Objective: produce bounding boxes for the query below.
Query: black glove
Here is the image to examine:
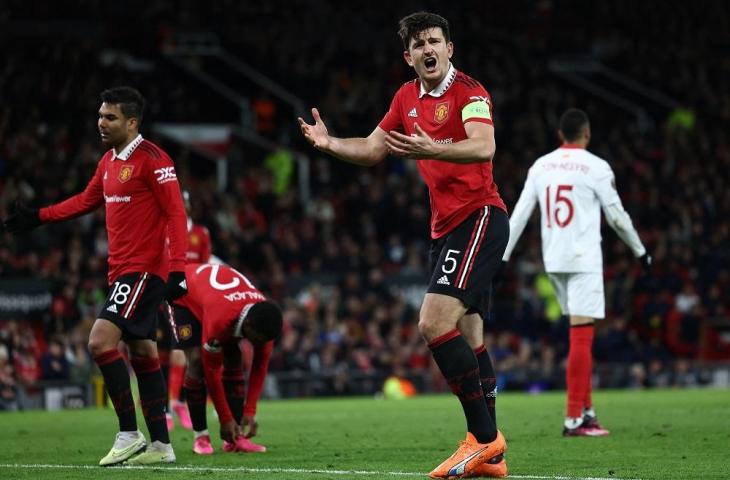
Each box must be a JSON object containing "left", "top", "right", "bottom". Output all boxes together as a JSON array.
[
  {"left": 164, "top": 271, "right": 188, "bottom": 302},
  {"left": 3, "top": 202, "right": 41, "bottom": 234},
  {"left": 639, "top": 253, "right": 652, "bottom": 274}
]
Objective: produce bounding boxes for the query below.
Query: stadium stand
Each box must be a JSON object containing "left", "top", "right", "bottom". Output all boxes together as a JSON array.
[{"left": 1, "top": 0, "right": 728, "bottom": 408}]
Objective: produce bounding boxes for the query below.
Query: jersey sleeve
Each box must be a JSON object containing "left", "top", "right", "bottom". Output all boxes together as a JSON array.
[
  {"left": 243, "top": 340, "right": 273, "bottom": 416},
  {"left": 595, "top": 163, "right": 646, "bottom": 257},
  {"left": 39, "top": 160, "right": 104, "bottom": 222},
  {"left": 201, "top": 345, "right": 234, "bottom": 423},
  {"left": 459, "top": 83, "right": 494, "bottom": 127},
  {"left": 377, "top": 87, "right": 405, "bottom": 133},
  {"left": 502, "top": 167, "right": 538, "bottom": 261},
  {"left": 144, "top": 152, "right": 188, "bottom": 273}
]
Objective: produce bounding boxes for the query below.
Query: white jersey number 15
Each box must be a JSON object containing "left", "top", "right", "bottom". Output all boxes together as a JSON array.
[{"left": 545, "top": 185, "right": 574, "bottom": 228}]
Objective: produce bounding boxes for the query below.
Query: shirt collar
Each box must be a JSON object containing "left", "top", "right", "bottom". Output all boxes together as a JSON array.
[
  {"left": 419, "top": 63, "right": 457, "bottom": 98},
  {"left": 112, "top": 134, "right": 144, "bottom": 161}
]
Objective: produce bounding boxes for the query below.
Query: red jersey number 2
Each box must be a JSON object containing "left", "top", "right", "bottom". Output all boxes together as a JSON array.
[{"left": 545, "top": 185, "right": 574, "bottom": 228}]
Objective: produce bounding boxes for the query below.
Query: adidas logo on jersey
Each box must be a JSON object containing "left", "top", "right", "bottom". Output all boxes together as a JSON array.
[
  {"left": 437, "top": 275, "right": 450, "bottom": 285},
  {"left": 408, "top": 108, "right": 418, "bottom": 117},
  {"left": 106, "top": 303, "right": 118, "bottom": 313}
]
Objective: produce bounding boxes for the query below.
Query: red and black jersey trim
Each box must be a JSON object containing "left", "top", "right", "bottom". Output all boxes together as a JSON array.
[
  {"left": 138, "top": 141, "right": 162, "bottom": 159},
  {"left": 455, "top": 72, "right": 481, "bottom": 89}
]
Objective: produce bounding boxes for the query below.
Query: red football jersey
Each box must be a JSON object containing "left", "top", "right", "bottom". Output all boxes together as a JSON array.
[
  {"left": 176, "top": 262, "right": 269, "bottom": 423},
  {"left": 39, "top": 135, "right": 187, "bottom": 283},
  {"left": 378, "top": 66, "right": 507, "bottom": 238},
  {"left": 186, "top": 222, "right": 212, "bottom": 263}
]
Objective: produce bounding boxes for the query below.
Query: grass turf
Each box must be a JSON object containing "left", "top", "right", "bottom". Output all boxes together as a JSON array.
[{"left": 0, "top": 388, "right": 728, "bottom": 479}]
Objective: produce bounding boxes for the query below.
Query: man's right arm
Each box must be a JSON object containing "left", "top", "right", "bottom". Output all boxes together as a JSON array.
[
  {"left": 298, "top": 108, "right": 389, "bottom": 167},
  {"left": 502, "top": 170, "right": 538, "bottom": 262},
  {"left": 40, "top": 161, "right": 105, "bottom": 223}
]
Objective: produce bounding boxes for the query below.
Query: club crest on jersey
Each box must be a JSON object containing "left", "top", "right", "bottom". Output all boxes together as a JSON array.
[
  {"left": 118, "top": 165, "right": 134, "bottom": 183},
  {"left": 434, "top": 102, "right": 449, "bottom": 123},
  {"left": 177, "top": 325, "right": 193, "bottom": 341},
  {"left": 190, "top": 233, "right": 199, "bottom": 246}
]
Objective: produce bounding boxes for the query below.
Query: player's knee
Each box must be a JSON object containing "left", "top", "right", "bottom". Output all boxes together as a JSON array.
[
  {"left": 87, "top": 337, "right": 111, "bottom": 357},
  {"left": 418, "top": 313, "right": 445, "bottom": 342}
]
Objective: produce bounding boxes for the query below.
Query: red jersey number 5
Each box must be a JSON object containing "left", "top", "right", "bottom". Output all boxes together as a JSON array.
[{"left": 545, "top": 185, "right": 574, "bottom": 228}]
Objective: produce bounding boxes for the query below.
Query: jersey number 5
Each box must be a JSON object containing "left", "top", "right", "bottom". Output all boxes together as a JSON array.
[{"left": 545, "top": 185, "right": 574, "bottom": 228}]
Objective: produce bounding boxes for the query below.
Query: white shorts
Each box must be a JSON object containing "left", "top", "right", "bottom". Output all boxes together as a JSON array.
[{"left": 547, "top": 272, "right": 605, "bottom": 319}]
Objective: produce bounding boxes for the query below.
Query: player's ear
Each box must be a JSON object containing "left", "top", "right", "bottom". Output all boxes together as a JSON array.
[
  {"left": 403, "top": 50, "right": 413, "bottom": 67},
  {"left": 558, "top": 130, "right": 566, "bottom": 144},
  {"left": 447, "top": 41, "right": 453, "bottom": 59}
]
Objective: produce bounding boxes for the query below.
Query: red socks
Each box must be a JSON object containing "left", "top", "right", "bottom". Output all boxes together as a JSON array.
[
  {"left": 168, "top": 364, "right": 185, "bottom": 402},
  {"left": 566, "top": 324, "right": 594, "bottom": 418}
]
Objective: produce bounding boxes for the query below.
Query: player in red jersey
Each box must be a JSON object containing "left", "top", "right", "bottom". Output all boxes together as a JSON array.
[
  {"left": 2, "top": 87, "right": 187, "bottom": 466},
  {"left": 299, "top": 12, "right": 508, "bottom": 478},
  {"left": 169, "top": 263, "right": 282, "bottom": 455}
]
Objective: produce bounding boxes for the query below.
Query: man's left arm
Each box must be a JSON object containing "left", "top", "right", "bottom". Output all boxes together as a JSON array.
[
  {"left": 242, "top": 340, "right": 274, "bottom": 438},
  {"left": 595, "top": 166, "right": 650, "bottom": 271},
  {"left": 147, "top": 154, "right": 188, "bottom": 298}
]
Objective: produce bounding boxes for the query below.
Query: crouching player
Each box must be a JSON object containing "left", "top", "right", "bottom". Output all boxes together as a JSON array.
[{"left": 170, "top": 262, "right": 282, "bottom": 454}]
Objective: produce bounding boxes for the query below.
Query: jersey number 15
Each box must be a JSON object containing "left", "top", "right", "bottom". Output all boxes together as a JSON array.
[{"left": 545, "top": 185, "right": 574, "bottom": 228}]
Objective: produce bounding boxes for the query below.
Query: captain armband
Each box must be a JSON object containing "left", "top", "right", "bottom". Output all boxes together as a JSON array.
[{"left": 462, "top": 100, "right": 492, "bottom": 122}]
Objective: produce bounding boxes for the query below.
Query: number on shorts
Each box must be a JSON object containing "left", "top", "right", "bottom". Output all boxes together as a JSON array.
[
  {"left": 442, "top": 249, "right": 461, "bottom": 274},
  {"left": 109, "top": 281, "right": 131, "bottom": 305}
]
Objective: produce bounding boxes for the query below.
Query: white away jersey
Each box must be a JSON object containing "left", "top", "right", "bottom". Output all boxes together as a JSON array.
[{"left": 502, "top": 146, "right": 645, "bottom": 272}]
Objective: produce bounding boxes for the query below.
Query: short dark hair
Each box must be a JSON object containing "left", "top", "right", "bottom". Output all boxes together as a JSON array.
[
  {"left": 100, "top": 86, "right": 145, "bottom": 123},
  {"left": 559, "top": 108, "right": 590, "bottom": 142},
  {"left": 247, "top": 301, "right": 283, "bottom": 342},
  {"left": 398, "top": 12, "right": 451, "bottom": 50}
]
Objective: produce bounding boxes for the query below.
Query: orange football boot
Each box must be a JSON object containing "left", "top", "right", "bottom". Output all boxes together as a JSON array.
[
  {"left": 463, "top": 454, "right": 508, "bottom": 478},
  {"left": 428, "top": 430, "right": 506, "bottom": 479}
]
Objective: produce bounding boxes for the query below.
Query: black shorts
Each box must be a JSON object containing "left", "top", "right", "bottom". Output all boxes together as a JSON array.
[
  {"left": 98, "top": 272, "right": 165, "bottom": 341},
  {"left": 155, "top": 305, "right": 174, "bottom": 349},
  {"left": 168, "top": 305, "right": 202, "bottom": 350},
  {"left": 428, "top": 206, "right": 509, "bottom": 319}
]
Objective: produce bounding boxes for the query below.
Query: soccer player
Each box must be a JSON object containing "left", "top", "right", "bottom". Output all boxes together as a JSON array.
[
  {"left": 170, "top": 263, "right": 282, "bottom": 455},
  {"left": 158, "top": 190, "right": 212, "bottom": 431},
  {"left": 299, "top": 12, "right": 508, "bottom": 478},
  {"left": 501, "top": 108, "right": 651, "bottom": 437},
  {"left": 2, "top": 86, "right": 188, "bottom": 465}
]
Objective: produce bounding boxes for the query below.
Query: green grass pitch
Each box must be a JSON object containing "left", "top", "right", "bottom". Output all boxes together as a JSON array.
[{"left": 0, "top": 389, "right": 728, "bottom": 479}]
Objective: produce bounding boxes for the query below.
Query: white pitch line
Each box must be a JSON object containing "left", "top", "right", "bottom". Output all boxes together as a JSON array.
[{"left": 0, "top": 463, "right": 640, "bottom": 480}]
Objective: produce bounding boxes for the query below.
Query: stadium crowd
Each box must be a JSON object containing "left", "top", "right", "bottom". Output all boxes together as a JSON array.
[{"left": 1, "top": 0, "right": 728, "bottom": 408}]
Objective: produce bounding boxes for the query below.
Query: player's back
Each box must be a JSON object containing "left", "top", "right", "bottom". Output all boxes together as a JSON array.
[{"left": 528, "top": 146, "right": 613, "bottom": 273}]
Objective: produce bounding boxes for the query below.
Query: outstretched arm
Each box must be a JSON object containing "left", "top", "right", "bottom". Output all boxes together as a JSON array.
[{"left": 298, "top": 108, "right": 389, "bottom": 167}]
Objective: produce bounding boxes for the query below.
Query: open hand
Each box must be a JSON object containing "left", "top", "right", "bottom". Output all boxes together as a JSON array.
[
  {"left": 384, "top": 123, "right": 437, "bottom": 159},
  {"left": 298, "top": 108, "right": 332, "bottom": 151}
]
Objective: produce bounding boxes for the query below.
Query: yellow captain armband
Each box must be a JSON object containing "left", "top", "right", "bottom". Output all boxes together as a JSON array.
[{"left": 462, "top": 100, "right": 491, "bottom": 122}]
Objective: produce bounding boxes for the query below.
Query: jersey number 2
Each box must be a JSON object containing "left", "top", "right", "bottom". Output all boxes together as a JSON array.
[{"left": 545, "top": 185, "right": 574, "bottom": 228}]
